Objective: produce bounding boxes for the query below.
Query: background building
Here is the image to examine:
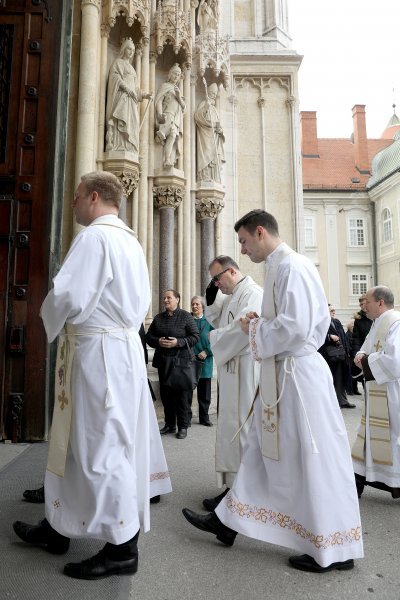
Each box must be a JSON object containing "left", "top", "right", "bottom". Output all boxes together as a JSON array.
[{"left": 301, "top": 106, "right": 400, "bottom": 323}]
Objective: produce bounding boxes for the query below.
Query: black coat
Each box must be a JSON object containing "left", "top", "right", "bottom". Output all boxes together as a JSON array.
[
  {"left": 352, "top": 310, "right": 372, "bottom": 356},
  {"left": 145, "top": 308, "right": 199, "bottom": 371},
  {"left": 319, "top": 318, "right": 349, "bottom": 364}
]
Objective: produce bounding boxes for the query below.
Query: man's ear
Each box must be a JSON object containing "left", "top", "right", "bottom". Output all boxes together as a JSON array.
[{"left": 90, "top": 190, "right": 100, "bottom": 205}]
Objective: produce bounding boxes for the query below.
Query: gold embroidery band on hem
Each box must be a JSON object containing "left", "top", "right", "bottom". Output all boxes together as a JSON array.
[
  {"left": 225, "top": 493, "right": 362, "bottom": 550},
  {"left": 150, "top": 471, "right": 170, "bottom": 481}
]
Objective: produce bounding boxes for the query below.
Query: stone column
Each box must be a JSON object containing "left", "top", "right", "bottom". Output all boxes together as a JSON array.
[
  {"left": 97, "top": 31, "right": 108, "bottom": 170},
  {"left": 154, "top": 185, "right": 184, "bottom": 311},
  {"left": 182, "top": 64, "right": 192, "bottom": 309},
  {"left": 138, "top": 39, "right": 150, "bottom": 253},
  {"left": 195, "top": 191, "right": 225, "bottom": 292},
  {"left": 146, "top": 52, "right": 157, "bottom": 319},
  {"left": 74, "top": 0, "right": 101, "bottom": 234},
  {"left": 258, "top": 95, "right": 268, "bottom": 210}
]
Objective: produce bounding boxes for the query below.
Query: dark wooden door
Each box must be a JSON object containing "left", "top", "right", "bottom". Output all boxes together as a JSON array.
[{"left": 0, "top": 1, "right": 64, "bottom": 440}]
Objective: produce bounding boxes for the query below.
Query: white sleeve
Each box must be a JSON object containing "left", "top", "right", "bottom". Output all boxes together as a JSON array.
[{"left": 40, "top": 231, "right": 113, "bottom": 342}]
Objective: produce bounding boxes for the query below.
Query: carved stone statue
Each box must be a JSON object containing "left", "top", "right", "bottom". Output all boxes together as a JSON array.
[
  {"left": 105, "top": 38, "right": 152, "bottom": 154},
  {"left": 197, "top": 0, "right": 218, "bottom": 34},
  {"left": 155, "top": 64, "right": 185, "bottom": 168},
  {"left": 194, "top": 83, "right": 225, "bottom": 183}
]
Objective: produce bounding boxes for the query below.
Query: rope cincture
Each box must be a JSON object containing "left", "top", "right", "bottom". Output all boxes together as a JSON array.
[{"left": 231, "top": 356, "right": 319, "bottom": 455}]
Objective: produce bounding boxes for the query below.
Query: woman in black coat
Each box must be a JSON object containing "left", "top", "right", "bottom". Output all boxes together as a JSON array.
[{"left": 146, "top": 289, "right": 199, "bottom": 440}]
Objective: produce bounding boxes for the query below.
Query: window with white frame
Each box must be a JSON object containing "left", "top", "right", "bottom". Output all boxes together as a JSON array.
[
  {"left": 351, "top": 274, "right": 368, "bottom": 296},
  {"left": 304, "top": 216, "right": 316, "bottom": 247},
  {"left": 382, "top": 208, "right": 392, "bottom": 243},
  {"left": 348, "top": 218, "right": 365, "bottom": 247}
]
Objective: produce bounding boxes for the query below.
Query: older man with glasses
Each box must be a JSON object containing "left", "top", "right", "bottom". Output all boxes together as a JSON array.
[{"left": 199, "top": 255, "right": 263, "bottom": 511}]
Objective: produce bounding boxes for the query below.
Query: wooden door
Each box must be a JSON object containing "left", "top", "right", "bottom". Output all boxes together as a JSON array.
[{"left": 0, "top": 1, "right": 65, "bottom": 440}]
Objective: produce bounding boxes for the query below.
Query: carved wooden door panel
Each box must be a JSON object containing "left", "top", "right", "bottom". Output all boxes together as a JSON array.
[{"left": 0, "top": 2, "right": 62, "bottom": 440}]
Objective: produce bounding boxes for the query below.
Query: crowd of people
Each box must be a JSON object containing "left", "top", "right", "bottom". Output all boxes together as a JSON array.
[{"left": 11, "top": 171, "right": 400, "bottom": 581}]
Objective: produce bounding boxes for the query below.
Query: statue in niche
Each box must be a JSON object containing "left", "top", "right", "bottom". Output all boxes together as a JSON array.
[
  {"left": 197, "top": 0, "right": 218, "bottom": 34},
  {"left": 155, "top": 64, "right": 185, "bottom": 168},
  {"left": 194, "top": 83, "right": 225, "bottom": 183},
  {"left": 105, "top": 38, "right": 152, "bottom": 154}
]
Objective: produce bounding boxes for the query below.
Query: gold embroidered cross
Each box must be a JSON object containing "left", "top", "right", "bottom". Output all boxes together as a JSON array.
[
  {"left": 58, "top": 390, "right": 68, "bottom": 411},
  {"left": 374, "top": 340, "right": 382, "bottom": 352},
  {"left": 265, "top": 407, "right": 275, "bottom": 420}
]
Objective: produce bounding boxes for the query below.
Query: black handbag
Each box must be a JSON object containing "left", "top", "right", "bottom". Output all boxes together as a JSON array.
[
  {"left": 325, "top": 344, "right": 346, "bottom": 361},
  {"left": 162, "top": 340, "right": 203, "bottom": 390}
]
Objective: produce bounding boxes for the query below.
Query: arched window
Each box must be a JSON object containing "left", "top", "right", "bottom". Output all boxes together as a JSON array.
[{"left": 382, "top": 208, "right": 392, "bottom": 243}]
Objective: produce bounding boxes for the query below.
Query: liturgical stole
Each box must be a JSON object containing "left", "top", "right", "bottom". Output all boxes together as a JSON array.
[{"left": 352, "top": 310, "right": 400, "bottom": 466}]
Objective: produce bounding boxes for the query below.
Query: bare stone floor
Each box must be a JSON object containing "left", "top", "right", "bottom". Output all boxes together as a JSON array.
[{"left": 1, "top": 393, "right": 400, "bottom": 600}]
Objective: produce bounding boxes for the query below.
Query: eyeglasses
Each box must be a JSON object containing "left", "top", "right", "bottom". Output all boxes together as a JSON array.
[
  {"left": 329, "top": 308, "right": 335, "bottom": 313},
  {"left": 211, "top": 268, "right": 230, "bottom": 283}
]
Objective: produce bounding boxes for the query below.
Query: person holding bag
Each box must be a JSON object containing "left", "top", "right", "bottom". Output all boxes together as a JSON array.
[
  {"left": 319, "top": 305, "right": 355, "bottom": 409},
  {"left": 146, "top": 290, "right": 199, "bottom": 439},
  {"left": 190, "top": 296, "right": 215, "bottom": 426}
]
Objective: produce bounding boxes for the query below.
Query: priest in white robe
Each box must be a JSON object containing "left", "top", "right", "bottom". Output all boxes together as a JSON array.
[
  {"left": 183, "top": 209, "right": 363, "bottom": 573},
  {"left": 352, "top": 285, "right": 400, "bottom": 499},
  {"left": 13, "top": 171, "right": 171, "bottom": 580},
  {"left": 202, "top": 256, "right": 262, "bottom": 510}
]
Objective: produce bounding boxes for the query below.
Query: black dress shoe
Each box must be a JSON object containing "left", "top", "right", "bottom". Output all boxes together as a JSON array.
[
  {"left": 353, "top": 391, "right": 362, "bottom": 395},
  {"left": 339, "top": 402, "right": 356, "bottom": 409},
  {"left": 64, "top": 547, "right": 138, "bottom": 580},
  {"left": 182, "top": 508, "right": 237, "bottom": 546},
  {"left": 176, "top": 429, "right": 187, "bottom": 439},
  {"left": 159, "top": 425, "right": 177, "bottom": 435},
  {"left": 200, "top": 420, "right": 213, "bottom": 427},
  {"left": 288, "top": 554, "right": 354, "bottom": 573},
  {"left": 23, "top": 485, "right": 45, "bottom": 503},
  {"left": 202, "top": 487, "right": 229, "bottom": 511},
  {"left": 13, "top": 519, "right": 70, "bottom": 554},
  {"left": 150, "top": 495, "right": 161, "bottom": 504}
]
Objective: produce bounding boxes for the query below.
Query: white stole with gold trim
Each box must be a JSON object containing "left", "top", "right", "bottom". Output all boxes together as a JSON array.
[
  {"left": 352, "top": 310, "right": 400, "bottom": 466},
  {"left": 258, "top": 245, "right": 294, "bottom": 460}
]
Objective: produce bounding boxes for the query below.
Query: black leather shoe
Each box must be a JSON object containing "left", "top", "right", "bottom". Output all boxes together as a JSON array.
[
  {"left": 176, "top": 429, "right": 187, "bottom": 439},
  {"left": 353, "top": 391, "right": 362, "bottom": 395},
  {"left": 23, "top": 485, "right": 45, "bottom": 503},
  {"left": 64, "top": 548, "right": 138, "bottom": 580},
  {"left": 150, "top": 495, "right": 161, "bottom": 504},
  {"left": 13, "top": 519, "right": 70, "bottom": 554},
  {"left": 182, "top": 508, "right": 237, "bottom": 546},
  {"left": 200, "top": 420, "right": 213, "bottom": 427},
  {"left": 159, "top": 425, "right": 176, "bottom": 435},
  {"left": 203, "top": 488, "right": 229, "bottom": 511},
  {"left": 340, "top": 402, "right": 356, "bottom": 409},
  {"left": 288, "top": 554, "right": 354, "bottom": 573}
]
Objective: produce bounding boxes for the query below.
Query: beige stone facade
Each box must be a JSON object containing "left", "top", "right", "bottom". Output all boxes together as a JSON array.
[{"left": 61, "top": 0, "right": 302, "bottom": 318}]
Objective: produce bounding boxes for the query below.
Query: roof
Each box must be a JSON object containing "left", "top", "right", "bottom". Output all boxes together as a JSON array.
[
  {"left": 302, "top": 138, "right": 393, "bottom": 191},
  {"left": 367, "top": 130, "right": 400, "bottom": 189}
]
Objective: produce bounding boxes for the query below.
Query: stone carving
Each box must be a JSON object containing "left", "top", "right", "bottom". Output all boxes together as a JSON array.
[
  {"left": 154, "top": 64, "right": 185, "bottom": 168},
  {"left": 195, "top": 195, "right": 224, "bottom": 221},
  {"left": 105, "top": 38, "right": 152, "bottom": 154},
  {"left": 153, "top": 185, "right": 184, "bottom": 210},
  {"left": 197, "top": 0, "right": 218, "bottom": 34},
  {"left": 194, "top": 83, "right": 225, "bottom": 183}
]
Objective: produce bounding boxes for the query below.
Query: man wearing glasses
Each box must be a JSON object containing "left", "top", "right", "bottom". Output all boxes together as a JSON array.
[{"left": 201, "top": 256, "right": 263, "bottom": 511}]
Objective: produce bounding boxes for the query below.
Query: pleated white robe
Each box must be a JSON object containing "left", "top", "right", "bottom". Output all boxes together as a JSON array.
[
  {"left": 205, "top": 277, "right": 263, "bottom": 487},
  {"left": 41, "top": 215, "right": 171, "bottom": 544},
  {"left": 353, "top": 313, "right": 400, "bottom": 487},
  {"left": 216, "top": 244, "right": 363, "bottom": 567}
]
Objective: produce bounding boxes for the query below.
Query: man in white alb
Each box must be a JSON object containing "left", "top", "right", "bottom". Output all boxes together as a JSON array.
[
  {"left": 13, "top": 171, "right": 171, "bottom": 579},
  {"left": 201, "top": 256, "right": 262, "bottom": 510},
  {"left": 183, "top": 209, "right": 363, "bottom": 573},
  {"left": 352, "top": 285, "right": 400, "bottom": 499}
]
